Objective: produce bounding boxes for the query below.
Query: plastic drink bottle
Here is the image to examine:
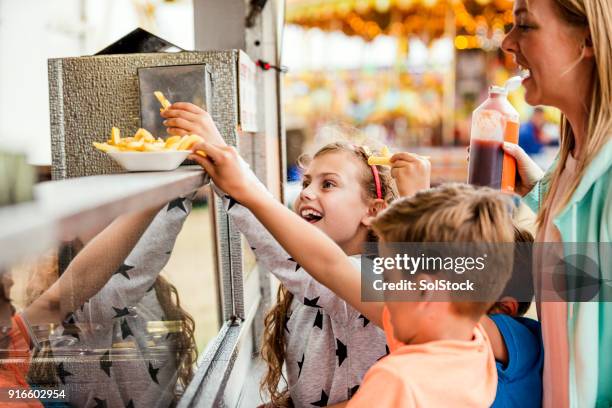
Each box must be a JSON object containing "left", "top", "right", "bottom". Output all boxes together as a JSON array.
[{"left": 468, "top": 86, "right": 520, "bottom": 191}]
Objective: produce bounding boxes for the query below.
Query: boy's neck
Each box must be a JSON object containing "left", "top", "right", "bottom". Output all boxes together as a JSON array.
[{"left": 406, "top": 314, "right": 478, "bottom": 345}]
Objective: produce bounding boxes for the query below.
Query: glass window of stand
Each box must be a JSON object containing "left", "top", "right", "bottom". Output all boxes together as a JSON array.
[{"left": 1, "top": 186, "right": 219, "bottom": 407}]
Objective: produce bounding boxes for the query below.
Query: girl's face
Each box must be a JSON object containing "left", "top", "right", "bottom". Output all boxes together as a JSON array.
[
  {"left": 502, "top": 0, "right": 591, "bottom": 108},
  {"left": 293, "top": 151, "right": 374, "bottom": 254}
]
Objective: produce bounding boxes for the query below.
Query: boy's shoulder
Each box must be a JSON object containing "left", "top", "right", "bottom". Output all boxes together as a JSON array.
[
  {"left": 489, "top": 314, "right": 541, "bottom": 339},
  {"left": 489, "top": 314, "right": 543, "bottom": 378}
]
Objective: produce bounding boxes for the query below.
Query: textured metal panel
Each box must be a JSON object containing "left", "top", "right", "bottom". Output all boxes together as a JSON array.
[{"left": 48, "top": 51, "right": 240, "bottom": 180}]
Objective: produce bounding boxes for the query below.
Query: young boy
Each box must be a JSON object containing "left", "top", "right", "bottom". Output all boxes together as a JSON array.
[
  {"left": 189, "top": 141, "right": 516, "bottom": 407},
  {"left": 482, "top": 227, "right": 543, "bottom": 408}
]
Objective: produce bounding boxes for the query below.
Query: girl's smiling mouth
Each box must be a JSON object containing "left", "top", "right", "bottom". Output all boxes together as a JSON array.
[{"left": 300, "top": 207, "right": 324, "bottom": 223}]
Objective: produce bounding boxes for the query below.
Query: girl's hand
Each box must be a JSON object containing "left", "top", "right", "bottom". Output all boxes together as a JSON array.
[
  {"left": 502, "top": 142, "right": 544, "bottom": 196},
  {"left": 189, "top": 141, "right": 261, "bottom": 205},
  {"left": 161, "top": 102, "right": 226, "bottom": 146},
  {"left": 390, "top": 152, "right": 431, "bottom": 197}
]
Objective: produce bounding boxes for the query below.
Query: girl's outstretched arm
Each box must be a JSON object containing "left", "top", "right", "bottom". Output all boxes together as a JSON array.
[
  {"left": 190, "top": 142, "right": 384, "bottom": 326},
  {"left": 24, "top": 204, "right": 163, "bottom": 326}
]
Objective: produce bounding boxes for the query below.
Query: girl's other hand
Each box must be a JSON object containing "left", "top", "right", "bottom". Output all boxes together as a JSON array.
[
  {"left": 189, "top": 141, "right": 259, "bottom": 204},
  {"left": 390, "top": 152, "right": 431, "bottom": 197},
  {"left": 161, "top": 102, "right": 226, "bottom": 146},
  {"left": 502, "top": 142, "right": 544, "bottom": 196}
]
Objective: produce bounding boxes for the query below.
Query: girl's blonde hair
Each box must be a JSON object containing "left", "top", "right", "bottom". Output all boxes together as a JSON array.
[
  {"left": 538, "top": 0, "right": 612, "bottom": 226},
  {"left": 260, "top": 141, "right": 398, "bottom": 406}
]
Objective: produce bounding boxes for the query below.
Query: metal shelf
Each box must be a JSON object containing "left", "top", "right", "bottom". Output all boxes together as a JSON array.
[{"left": 0, "top": 166, "right": 209, "bottom": 270}]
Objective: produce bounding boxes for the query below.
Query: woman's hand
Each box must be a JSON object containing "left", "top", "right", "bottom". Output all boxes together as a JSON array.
[
  {"left": 502, "top": 142, "right": 544, "bottom": 196},
  {"left": 161, "top": 102, "right": 226, "bottom": 146},
  {"left": 189, "top": 141, "right": 262, "bottom": 205},
  {"left": 390, "top": 152, "right": 431, "bottom": 197}
]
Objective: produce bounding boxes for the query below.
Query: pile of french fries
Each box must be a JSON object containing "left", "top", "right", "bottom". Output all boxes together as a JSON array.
[{"left": 93, "top": 127, "right": 204, "bottom": 153}]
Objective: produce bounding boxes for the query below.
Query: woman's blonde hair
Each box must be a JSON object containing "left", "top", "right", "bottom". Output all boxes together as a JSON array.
[
  {"left": 260, "top": 141, "right": 398, "bottom": 406},
  {"left": 538, "top": 0, "right": 612, "bottom": 226}
]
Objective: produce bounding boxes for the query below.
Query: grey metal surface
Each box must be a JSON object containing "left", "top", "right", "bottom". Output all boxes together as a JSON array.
[
  {"left": 48, "top": 51, "right": 240, "bottom": 180},
  {"left": 0, "top": 167, "right": 209, "bottom": 270},
  {"left": 138, "top": 64, "right": 212, "bottom": 137}
]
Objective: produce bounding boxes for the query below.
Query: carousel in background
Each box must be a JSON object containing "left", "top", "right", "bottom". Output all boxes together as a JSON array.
[{"left": 282, "top": 0, "right": 559, "bottom": 183}]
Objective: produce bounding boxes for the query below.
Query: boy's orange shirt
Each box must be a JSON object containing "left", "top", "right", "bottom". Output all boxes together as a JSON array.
[{"left": 347, "top": 307, "right": 498, "bottom": 408}]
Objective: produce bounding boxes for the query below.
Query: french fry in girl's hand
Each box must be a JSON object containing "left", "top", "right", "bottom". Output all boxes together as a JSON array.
[
  {"left": 367, "top": 156, "right": 391, "bottom": 166},
  {"left": 195, "top": 150, "right": 207, "bottom": 158},
  {"left": 154, "top": 91, "right": 172, "bottom": 112},
  {"left": 176, "top": 135, "right": 204, "bottom": 151},
  {"left": 367, "top": 144, "right": 392, "bottom": 166}
]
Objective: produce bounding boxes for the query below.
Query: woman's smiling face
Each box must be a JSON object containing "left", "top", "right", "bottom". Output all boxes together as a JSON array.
[
  {"left": 502, "top": 0, "right": 591, "bottom": 108},
  {"left": 293, "top": 150, "right": 372, "bottom": 253}
]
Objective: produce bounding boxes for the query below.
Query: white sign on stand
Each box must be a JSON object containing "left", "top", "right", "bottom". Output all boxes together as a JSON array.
[{"left": 238, "top": 52, "right": 258, "bottom": 133}]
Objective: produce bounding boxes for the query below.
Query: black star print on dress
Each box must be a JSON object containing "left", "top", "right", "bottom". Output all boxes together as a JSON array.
[
  {"left": 148, "top": 362, "right": 160, "bottom": 384},
  {"left": 93, "top": 397, "right": 107, "bottom": 408},
  {"left": 378, "top": 345, "right": 390, "bottom": 361},
  {"left": 336, "top": 339, "right": 347, "bottom": 366},
  {"left": 284, "top": 315, "right": 291, "bottom": 333},
  {"left": 313, "top": 310, "right": 323, "bottom": 330},
  {"left": 112, "top": 307, "right": 130, "bottom": 318},
  {"left": 297, "top": 353, "right": 305, "bottom": 378},
  {"left": 225, "top": 195, "right": 240, "bottom": 211},
  {"left": 349, "top": 385, "right": 360, "bottom": 398},
  {"left": 120, "top": 319, "right": 133, "bottom": 339},
  {"left": 166, "top": 197, "right": 188, "bottom": 213},
  {"left": 100, "top": 350, "right": 112, "bottom": 377},
  {"left": 125, "top": 400, "right": 134, "bottom": 408},
  {"left": 358, "top": 314, "right": 370, "bottom": 327},
  {"left": 288, "top": 257, "right": 302, "bottom": 271},
  {"left": 303, "top": 296, "right": 322, "bottom": 308},
  {"left": 211, "top": 177, "right": 388, "bottom": 406},
  {"left": 56, "top": 362, "right": 73, "bottom": 385},
  {"left": 311, "top": 390, "right": 329, "bottom": 407},
  {"left": 114, "top": 263, "right": 134, "bottom": 279},
  {"left": 62, "top": 313, "right": 81, "bottom": 341}
]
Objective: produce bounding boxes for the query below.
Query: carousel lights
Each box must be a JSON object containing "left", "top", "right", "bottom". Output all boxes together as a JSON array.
[{"left": 288, "top": 0, "right": 513, "bottom": 50}]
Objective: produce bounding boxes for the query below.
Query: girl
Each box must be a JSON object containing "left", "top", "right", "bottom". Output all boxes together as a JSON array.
[
  {"left": 164, "top": 104, "right": 429, "bottom": 407},
  {"left": 215, "top": 142, "right": 397, "bottom": 407}
]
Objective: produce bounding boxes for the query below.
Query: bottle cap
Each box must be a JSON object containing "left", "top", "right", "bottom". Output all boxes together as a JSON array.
[{"left": 489, "top": 85, "right": 508, "bottom": 95}]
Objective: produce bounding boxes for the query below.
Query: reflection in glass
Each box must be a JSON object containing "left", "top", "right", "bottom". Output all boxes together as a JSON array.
[{"left": 0, "top": 192, "right": 217, "bottom": 407}]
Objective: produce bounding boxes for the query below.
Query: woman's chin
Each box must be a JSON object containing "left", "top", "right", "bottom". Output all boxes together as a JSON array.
[{"left": 524, "top": 87, "right": 541, "bottom": 106}]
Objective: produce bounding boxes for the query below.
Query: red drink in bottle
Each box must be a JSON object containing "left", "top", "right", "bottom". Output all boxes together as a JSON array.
[{"left": 468, "top": 86, "right": 520, "bottom": 191}]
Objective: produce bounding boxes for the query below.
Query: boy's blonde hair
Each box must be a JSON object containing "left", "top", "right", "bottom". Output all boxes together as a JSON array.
[{"left": 371, "top": 183, "right": 515, "bottom": 318}]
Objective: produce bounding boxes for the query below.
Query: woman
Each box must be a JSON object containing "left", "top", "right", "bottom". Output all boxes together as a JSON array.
[{"left": 501, "top": 0, "right": 611, "bottom": 406}]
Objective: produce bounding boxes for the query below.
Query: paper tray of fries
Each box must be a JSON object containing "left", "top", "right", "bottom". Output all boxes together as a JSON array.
[{"left": 93, "top": 127, "right": 204, "bottom": 172}]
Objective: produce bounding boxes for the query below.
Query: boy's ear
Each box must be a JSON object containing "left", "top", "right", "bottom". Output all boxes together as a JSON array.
[
  {"left": 490, "top": 296, "right": 519, "bottom": 316},
  {"left": 362, "top": 199, "right": 387, "bottom": 226}
]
